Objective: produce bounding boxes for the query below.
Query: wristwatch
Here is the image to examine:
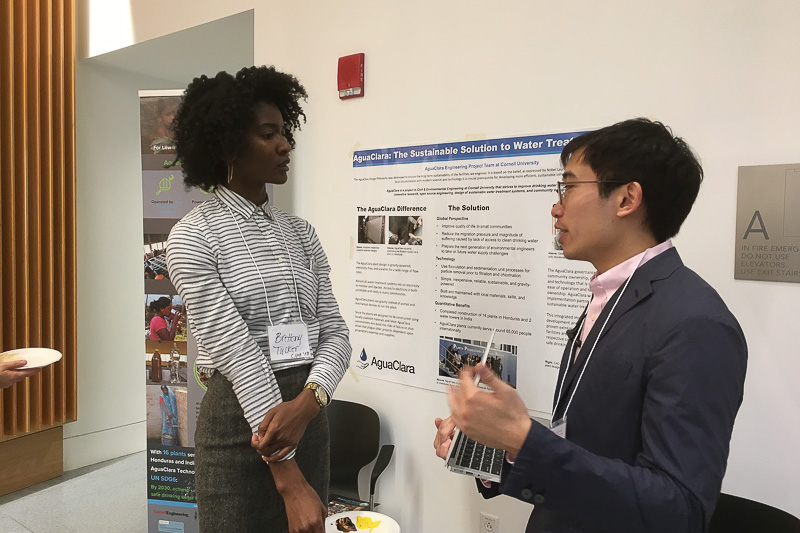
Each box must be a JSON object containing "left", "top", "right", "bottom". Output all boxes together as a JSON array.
[{"left": 303, "top": 382, "right": 330, "bottom": 408}]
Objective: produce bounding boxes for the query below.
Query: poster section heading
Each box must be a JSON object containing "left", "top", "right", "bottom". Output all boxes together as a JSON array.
[{"left": 352, "top": 132, "right": 586, "bottom": 167}]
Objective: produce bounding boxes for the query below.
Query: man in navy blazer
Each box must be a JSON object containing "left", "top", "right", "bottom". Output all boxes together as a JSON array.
[{"left": 434, "top": 118, "right": 747, "bottom": 532}]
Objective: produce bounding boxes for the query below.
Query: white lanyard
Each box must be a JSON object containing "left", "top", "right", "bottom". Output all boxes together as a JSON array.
[
  {"left": 550, "top": 254, "right": 645, "bottom": 426},
  {"left": 551, "top": 309, "right": 586, "bottom": 424},
  {"left": 225, "top": 203, "right": 306, "bottom": 326}
]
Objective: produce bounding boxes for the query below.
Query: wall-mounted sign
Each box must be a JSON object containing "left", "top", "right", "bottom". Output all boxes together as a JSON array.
[{"left": 735, "top": 163, "right": 800, "bottom": 283}]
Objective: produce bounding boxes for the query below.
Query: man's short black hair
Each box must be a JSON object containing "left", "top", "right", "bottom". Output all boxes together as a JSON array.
[
  {"left": 172, "top": 65, "right": 307, "bottom": 192},
  {"left": 560, "top": 118, "right": 703, "bottom": 242}
]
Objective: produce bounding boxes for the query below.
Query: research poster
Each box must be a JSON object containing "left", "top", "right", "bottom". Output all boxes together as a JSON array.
[
  {"left": 351, "top": 131, "right": 595, "bottom": 416},
  {"left": 141, "top": 90, "right": 206, "bottom": 533}
]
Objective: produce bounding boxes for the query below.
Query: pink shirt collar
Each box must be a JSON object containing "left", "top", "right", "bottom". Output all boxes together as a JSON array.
[
  {"left": 590, "top": 240, "right": 673, "bottom": 301},
  {"left": 579, "top": 240, "right": 674, "bottom": 348}
]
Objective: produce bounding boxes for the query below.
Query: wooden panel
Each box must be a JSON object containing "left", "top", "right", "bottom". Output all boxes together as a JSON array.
[
  {"left": 0, "top": 426, "right": 63, "bottom": 497},
  {"left": 39, "top": 0, "right": 55, "bottom": 429},
  {"left": 0, "top": 1, "right": 11, "bottom": 426},
  {"left": 2, "top": 0, "right": 20, "bottom": 439},
  {"left": 52, "top": 0, "right": 68, "bottom": 425},
  {"left": 0, "top": 0, "right": 77, "bottom": 445},
  {"left": 64, "top": 0, "right": 78, "bottom": 422}
]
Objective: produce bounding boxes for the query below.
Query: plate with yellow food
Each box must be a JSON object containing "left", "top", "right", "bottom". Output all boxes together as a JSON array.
[{"left": 326, "top": 511, "right": 400, "bottom": 533}]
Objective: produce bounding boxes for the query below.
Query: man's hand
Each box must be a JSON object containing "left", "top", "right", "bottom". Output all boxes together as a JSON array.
[
  {"left": 0, "top": 360, "right": 41, "bottom": 389},
  {"left": 433, "top": 416, "right": 456, "bottom": 460},
  {"left": 251, "top": 388, "right": 320, "bottom": 462},
  {"left": 447, "top": 363, "right": 532, "bottom": 455},
  {"left": 270, "top": 459, "right": 326, "bottom": 533}
]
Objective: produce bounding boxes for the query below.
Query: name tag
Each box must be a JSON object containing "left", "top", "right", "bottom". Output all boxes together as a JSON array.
[{"left": 268, "top": 323, "right": 312, "bottom": 362}]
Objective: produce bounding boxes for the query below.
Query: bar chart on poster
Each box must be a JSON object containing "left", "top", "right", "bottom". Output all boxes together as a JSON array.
[{"left": 350, "top": 130, "right": 595, "bottom": 417}]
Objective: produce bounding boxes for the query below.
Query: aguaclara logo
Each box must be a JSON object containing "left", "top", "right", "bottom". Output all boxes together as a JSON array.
[{"left": 355, "top": 348, "right": 415, "bottom": 374}]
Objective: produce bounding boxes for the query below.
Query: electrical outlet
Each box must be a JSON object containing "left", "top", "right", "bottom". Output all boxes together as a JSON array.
[{"left": 480, "top": 512, "right": 499, "bottom": 533}]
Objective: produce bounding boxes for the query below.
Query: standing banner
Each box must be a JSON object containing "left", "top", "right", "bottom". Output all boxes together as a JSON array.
[
  {"left": 140, "top": 90, "right": 208, "bottom": 533},
  {"left": 351, "top": 130, "right": 594, "bottom": 417}
]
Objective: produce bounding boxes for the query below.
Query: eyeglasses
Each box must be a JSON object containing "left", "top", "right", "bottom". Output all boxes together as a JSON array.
[{"left": 556, "top": 180, "right": 626, "bottom": 203}]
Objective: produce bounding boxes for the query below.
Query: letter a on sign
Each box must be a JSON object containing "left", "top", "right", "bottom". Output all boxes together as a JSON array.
[{"left": 743, "top": 210, "right": 770, "bottom": 239}]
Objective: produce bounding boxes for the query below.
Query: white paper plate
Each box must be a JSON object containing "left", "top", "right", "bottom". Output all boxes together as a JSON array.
[
  {"left": 0, "top": 347, "right": 62, "bottom": 369},
  {"left": 326, "top": 511, "right": 400, "bottom": 533}
]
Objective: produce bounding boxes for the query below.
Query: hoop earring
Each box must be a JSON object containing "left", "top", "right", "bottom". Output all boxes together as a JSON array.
[{"left": 227, "top": 165, "right": 234, "bottom": 185}]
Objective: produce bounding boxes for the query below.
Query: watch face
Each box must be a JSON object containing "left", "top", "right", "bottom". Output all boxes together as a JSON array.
[{"left": 317, "top": 386, "right": 329, "bottom": 405}]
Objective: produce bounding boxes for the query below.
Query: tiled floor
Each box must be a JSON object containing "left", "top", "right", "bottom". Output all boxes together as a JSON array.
[{"left": 0, "top": 451, "right": 147, "bottom": 532}]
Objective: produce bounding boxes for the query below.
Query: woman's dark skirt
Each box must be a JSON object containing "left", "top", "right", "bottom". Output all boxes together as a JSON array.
[{"left": 195, "top": 366, "right": 329, "bottom": 532}]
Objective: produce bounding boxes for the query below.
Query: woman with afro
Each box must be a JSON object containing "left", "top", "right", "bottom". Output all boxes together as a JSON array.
[{"left": 166, "top": 66, "right": 351, "bottom": 532}]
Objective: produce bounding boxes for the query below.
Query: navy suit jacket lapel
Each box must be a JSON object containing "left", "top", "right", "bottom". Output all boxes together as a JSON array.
[
  {"left": 552, "top": 306, "right": 587, "bottom": 410},
  {"left": 553, "top": 248, "right": 684, "bottom": 415}
]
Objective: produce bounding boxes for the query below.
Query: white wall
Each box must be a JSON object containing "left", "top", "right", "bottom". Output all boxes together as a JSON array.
[
  {"left": 77, "top": 1, "right": 800, "bottom": 530},
  {"left": 70, "top": 60, "right": 166, "bottom": 470}
]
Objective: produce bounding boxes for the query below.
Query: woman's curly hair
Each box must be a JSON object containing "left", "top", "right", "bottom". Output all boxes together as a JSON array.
[{"left": 172, "top": 65, "right": 307, "bottom": 191}]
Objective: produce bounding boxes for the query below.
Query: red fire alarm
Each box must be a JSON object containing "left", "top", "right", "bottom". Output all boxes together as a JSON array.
[{"left": 338, "top": 53, "right": 365, "bottom": 99}]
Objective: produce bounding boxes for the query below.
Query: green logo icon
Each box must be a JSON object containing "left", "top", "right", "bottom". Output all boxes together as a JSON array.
[{"left": 156, "top": 174, "right": 175, "bottom": 195}]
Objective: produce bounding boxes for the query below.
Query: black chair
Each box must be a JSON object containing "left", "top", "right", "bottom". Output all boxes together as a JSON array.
[
  {"left": 328, "top": 399, "right": 394, "bottom": 511},
  {"left": 709, "top": 493, "right": 800, "bottom": 532}
]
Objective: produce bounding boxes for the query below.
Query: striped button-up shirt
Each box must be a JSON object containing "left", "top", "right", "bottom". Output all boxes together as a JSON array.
[{"left": 166, "top": 186, "right": 351, "bottom": 437}]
